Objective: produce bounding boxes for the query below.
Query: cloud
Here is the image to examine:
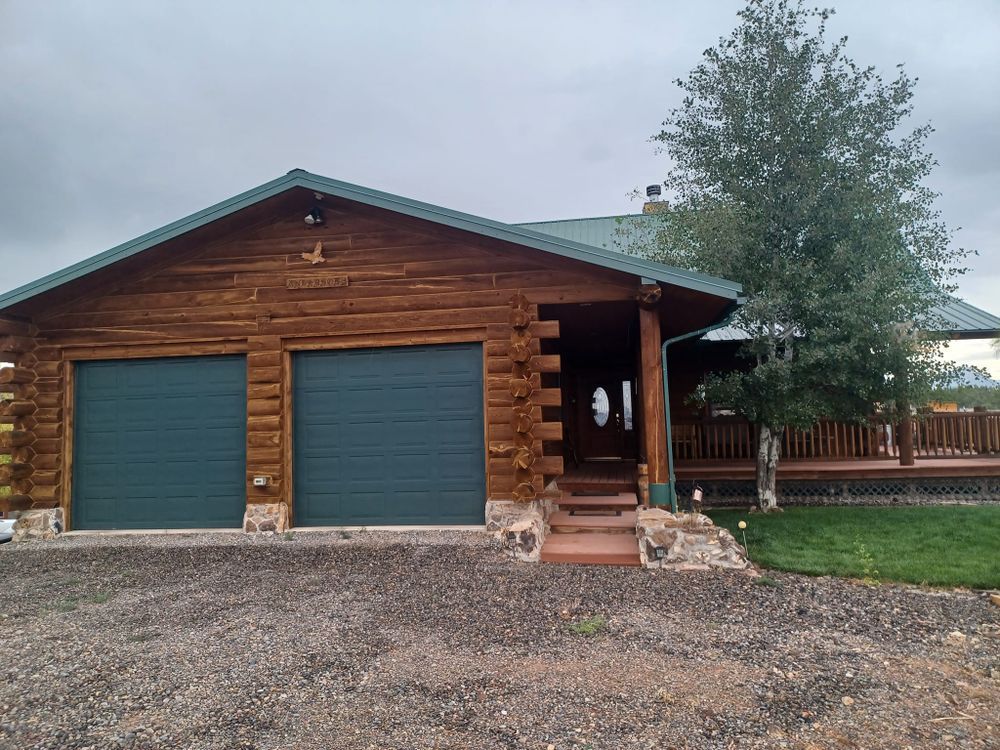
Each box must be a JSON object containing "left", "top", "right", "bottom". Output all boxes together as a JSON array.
[{"left": 0, "top": 0, "right": 996, "bottom": 368}]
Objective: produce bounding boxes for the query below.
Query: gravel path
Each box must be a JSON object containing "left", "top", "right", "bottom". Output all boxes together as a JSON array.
[{"left": 1, "top": 531, "right": 997, "bottom": 749}]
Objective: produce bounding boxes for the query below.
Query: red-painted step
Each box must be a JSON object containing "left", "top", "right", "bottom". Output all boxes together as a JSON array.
[{"left": 540, "top": 532, "right": 641, "bottom": 566}]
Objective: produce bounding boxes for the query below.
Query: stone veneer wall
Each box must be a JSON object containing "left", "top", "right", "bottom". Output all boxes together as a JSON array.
[
  {"left": 485, "top": 499, "right": 550, "bottom": 562},
  {"left": 635, "top": 508, "right": 754, "bottom": 572},
  {"left": 675, "top": 477, "right": 1000, "bottom": 508}
]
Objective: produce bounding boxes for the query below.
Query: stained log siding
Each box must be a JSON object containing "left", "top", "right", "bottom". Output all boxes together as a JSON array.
[{"left": 7, "top": 201, "right": 641, "bottom": 522}]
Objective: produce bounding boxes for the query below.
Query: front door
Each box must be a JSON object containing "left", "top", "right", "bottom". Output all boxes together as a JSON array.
[{"left": 577, "top": 372, "right": 637, "bottom": 460}]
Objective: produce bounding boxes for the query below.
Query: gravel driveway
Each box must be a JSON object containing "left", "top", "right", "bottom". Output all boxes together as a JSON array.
[{"left": 1, "top": 531, "right": 997, "bottom": 750}]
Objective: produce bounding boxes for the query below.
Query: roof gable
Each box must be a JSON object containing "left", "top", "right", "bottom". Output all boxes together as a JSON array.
[{"left": 0, "top": 171, "right": 742, "bottom": 312}]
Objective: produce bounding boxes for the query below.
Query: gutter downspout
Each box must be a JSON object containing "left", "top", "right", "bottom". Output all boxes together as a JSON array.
[{"left": 660, "top": 302, "right": 742, "bottom": 512}]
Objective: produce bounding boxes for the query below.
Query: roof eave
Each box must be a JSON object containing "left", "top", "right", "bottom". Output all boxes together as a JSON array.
[{"left": 0, "top": 170, "right": 742, "bottom": 312}]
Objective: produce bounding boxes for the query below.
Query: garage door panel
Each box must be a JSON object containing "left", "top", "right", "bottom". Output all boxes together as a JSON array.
[
  {"left": 294, "top": 344, "right": 485, "bottom": 526},
  {"left": 73, "top": 356, "right": 247, "bottom": 530}
]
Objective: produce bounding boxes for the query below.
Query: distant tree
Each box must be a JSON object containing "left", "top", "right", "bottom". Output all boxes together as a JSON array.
[{"left": 647, "top": 0, "right": 967, "bottom": 510}]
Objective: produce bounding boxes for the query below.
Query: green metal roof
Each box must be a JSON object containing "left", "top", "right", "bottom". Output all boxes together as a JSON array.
[
  {"left": 0, "top": 171, "right": 742, "bottom": 312},
  {"left": 518, "top": 214, "right": 1000, "bottom": 340}
]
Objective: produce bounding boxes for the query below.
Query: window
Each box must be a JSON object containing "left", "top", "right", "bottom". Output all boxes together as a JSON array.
[
  {"left": 591, "top": 387, "right": 610, "bottom": 427},
  {"left": 622, "top": 380, "right": 634, "bottom": 431}
]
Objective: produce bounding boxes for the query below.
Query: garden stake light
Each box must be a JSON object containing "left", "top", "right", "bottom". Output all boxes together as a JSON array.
[{"left": 738, "top": 520, "right": 750, "bottom": 561}]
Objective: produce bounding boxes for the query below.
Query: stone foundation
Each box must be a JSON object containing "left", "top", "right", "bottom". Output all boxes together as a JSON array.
[
  {"left": 636, "top": 508, "right": 753, "bottom": 572},
  {"left": 12, "top": 508, "right": 64, "bottom": 542},
  {"left": 242, "top": 503, "right": 289, "bottom": 534},
  {"left": 485, "top": 499, "right": 549, "bottom": 562}
]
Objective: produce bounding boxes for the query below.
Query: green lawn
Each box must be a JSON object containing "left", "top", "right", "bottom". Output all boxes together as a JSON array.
[{"left": 708, "top": 506, "right": 1000, "bottom": 590}]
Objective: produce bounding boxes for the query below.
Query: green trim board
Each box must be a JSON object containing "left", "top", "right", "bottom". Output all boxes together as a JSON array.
[{"left": 0, "top": 170, "right": 742, "bottom": 312}]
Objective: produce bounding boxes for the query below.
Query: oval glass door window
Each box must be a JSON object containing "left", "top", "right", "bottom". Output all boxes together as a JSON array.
[{"left": 591, "top": 387, "right": 610, "bottom": 427}]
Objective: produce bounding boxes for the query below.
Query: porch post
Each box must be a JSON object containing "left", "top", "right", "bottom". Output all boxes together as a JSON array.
[
  {"left": 638, "top": 302, "right": 668, "bottom": 484},
  {"left": 898, "top": 406, "right": 915, "bottom": 466}
]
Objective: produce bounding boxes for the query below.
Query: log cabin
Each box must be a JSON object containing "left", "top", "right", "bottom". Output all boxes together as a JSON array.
[{"left": 0, "top": 169, "right": 742, "bottom": 551}]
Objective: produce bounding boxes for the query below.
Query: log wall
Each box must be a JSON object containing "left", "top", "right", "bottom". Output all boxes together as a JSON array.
[{"left": 1, "top": 198, "right": 642, "bottom": 525}]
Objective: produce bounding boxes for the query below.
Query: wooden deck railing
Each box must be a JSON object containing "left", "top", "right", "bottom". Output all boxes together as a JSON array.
[{"left": 671, "top": 411, "right": 1000, "bottom": 462}]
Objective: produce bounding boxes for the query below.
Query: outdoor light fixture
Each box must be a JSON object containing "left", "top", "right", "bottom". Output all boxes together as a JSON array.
[
  {"left": 653, "top": 546, "right": 666, "bottom": 560},
  {"left": 304, "top": 207, "right": 324, "bottom": 226}
]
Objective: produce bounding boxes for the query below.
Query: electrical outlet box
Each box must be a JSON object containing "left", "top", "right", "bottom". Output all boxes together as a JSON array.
[{"left": 253, "top": 476, "right": 270, "bottom": 488}]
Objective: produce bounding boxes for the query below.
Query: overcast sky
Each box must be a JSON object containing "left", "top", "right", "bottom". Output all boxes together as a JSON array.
[{"left": 2, "top": 1, "right": 998, "bottom": 374}]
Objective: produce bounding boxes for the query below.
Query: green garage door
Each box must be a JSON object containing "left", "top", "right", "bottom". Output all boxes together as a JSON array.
[
  {"left": 294, "top": 344, "right": 485, "bottom": 526},
  {"left": 73, "top": 356, "right": 246, "bottom": 530}
]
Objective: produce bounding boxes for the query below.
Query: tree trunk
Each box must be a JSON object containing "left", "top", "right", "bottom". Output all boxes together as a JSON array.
[{"left": 756, "top": 423, "right": 783, "bottom": 511}]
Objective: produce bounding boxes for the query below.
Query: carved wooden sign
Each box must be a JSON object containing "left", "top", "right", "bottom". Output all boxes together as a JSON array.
[{"left": 286, "top": 275, "right": 349, "bottom": 290}]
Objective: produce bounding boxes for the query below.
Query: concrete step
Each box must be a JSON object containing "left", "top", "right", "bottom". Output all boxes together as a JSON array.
[
  {"left": 557, "top": 492, "right": 638, "bottom": 511},
  {"left": 540, "top": 532, "right": 642, "bottom": 567},
  {"left": 548, "top": 509, "right": 636, "bottom": 534}
]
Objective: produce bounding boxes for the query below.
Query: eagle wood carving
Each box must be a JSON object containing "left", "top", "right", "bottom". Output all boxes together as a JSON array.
[{"left": 301, "top": 241, "right": 326, "bottom": 264}]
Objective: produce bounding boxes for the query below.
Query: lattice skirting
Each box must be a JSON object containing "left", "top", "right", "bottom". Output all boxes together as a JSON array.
[{"left": 676, "top": 477, "right": 1000, "bottom": 507}]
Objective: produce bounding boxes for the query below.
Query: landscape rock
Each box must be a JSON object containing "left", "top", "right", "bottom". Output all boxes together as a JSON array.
[
  {"left": 635, "top": 508, "right": 753, "bottom": 572},
  {"left": 12, "top": 508, "right": 63, "bottom": 542}
]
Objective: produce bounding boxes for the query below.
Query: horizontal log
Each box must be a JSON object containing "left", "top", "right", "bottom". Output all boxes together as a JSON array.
[
  {"left": 11, "top": 447, "right": 35, "bottom": 463},
  {"left": 29, "top": 469, "right": 61, "bottom": 486},
  {"left": 247, "top": 447, "right": 281, "bottom": 464},
  {"left": 0, "top": 494, "right": 34, "bottom": 512},
  {"left": 0, "top": 430, "right": 33, "bottom": 450},
  {"left": 248, "top": 383, "right": 281, "bottom": 400},
  {"left": 0, "top": 400, "right": 35, "bottom": 418},
  {"left": 247, "top": 351, "right": 282, "bottom": 369},
  {"left": 247, "top": 335, "right": 282, "bottom": 352},
  {"left": 29, "top": 484, "right": 58, "bottom": 501},
  {"left": 490, "top": 422, "right": 562, "bottom": 441},
  {"left": 245, "top": 481, "right": 283, "bottom": 499},
  {"left": 61, "top": 341, "right": 248, "bottom": 361},
  {"left": 32, "top": 408, "right": 62, "bottom": 423},
  {"left": 32, "top": 378, "right": 61, "bottom": 393},
  {"left": 42, "top": 321, "right": 259, "bottom": 345},
  {"left": 485, "top": 339, "right": 540, "bottom": 357},
  {"left": 30, "top": 454, "right": 60, "bottom": 470},
  {"left": 33, "top": 361, "right": 62, "bottom": 378},
  {"left": 261, "top": 306, "right": 511, "bottom": 337},
  {"left": 487, "top": 354, "right": 559, "bottom": 374},
  {"left": 247, "top": 415, "right": 281, "bottom": 432},
  {"left": 0, "top": 462, "right": 33, "bottom": 482},
  {"left": 487, "top": 405, "right": 541, "bottom": 424},
  {"left": 487, "top": 388, "right": 561, "bottom": 407},
  {"left": 0, "top": 368, "right": 35, "bottom": 385},
  {"left": 31, "top": 438, "right": 61, "bottom": 455},
  {"left": 0, "top": 318, "right": 36, "bottom": 337},
  {"left": 489, "top": 474, "right": 544, "bottom": 495},
  {"left": 248, "top": 367, "right": 281, "bottom": 384},
  {"left": 247, "top": 398, "right": 281, "bottom": 417},
  {"left": 33, "top": 423, "right": 62, "bottom": 440},
  {"left": 487, "top": 373, "right": 539, "bottom": 391},
  {"left": 247, "top": 432, "right": 281, "bottom": 448},
  {"left": 488, "top": 439, "right": 542, "bottom": 457},
  {"left": 486, "top": 320, "right": 559, "bottom": 340},
  {"left": 0, "top": 336, "right": 35, "bottom": 354},
  {"left": 32, "top": 393, "right": 60, "bottom": 409}
]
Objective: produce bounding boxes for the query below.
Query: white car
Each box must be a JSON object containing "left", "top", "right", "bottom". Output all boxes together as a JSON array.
[{"left": 0, "top": 518, "right": 15, "bottom": 543}]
